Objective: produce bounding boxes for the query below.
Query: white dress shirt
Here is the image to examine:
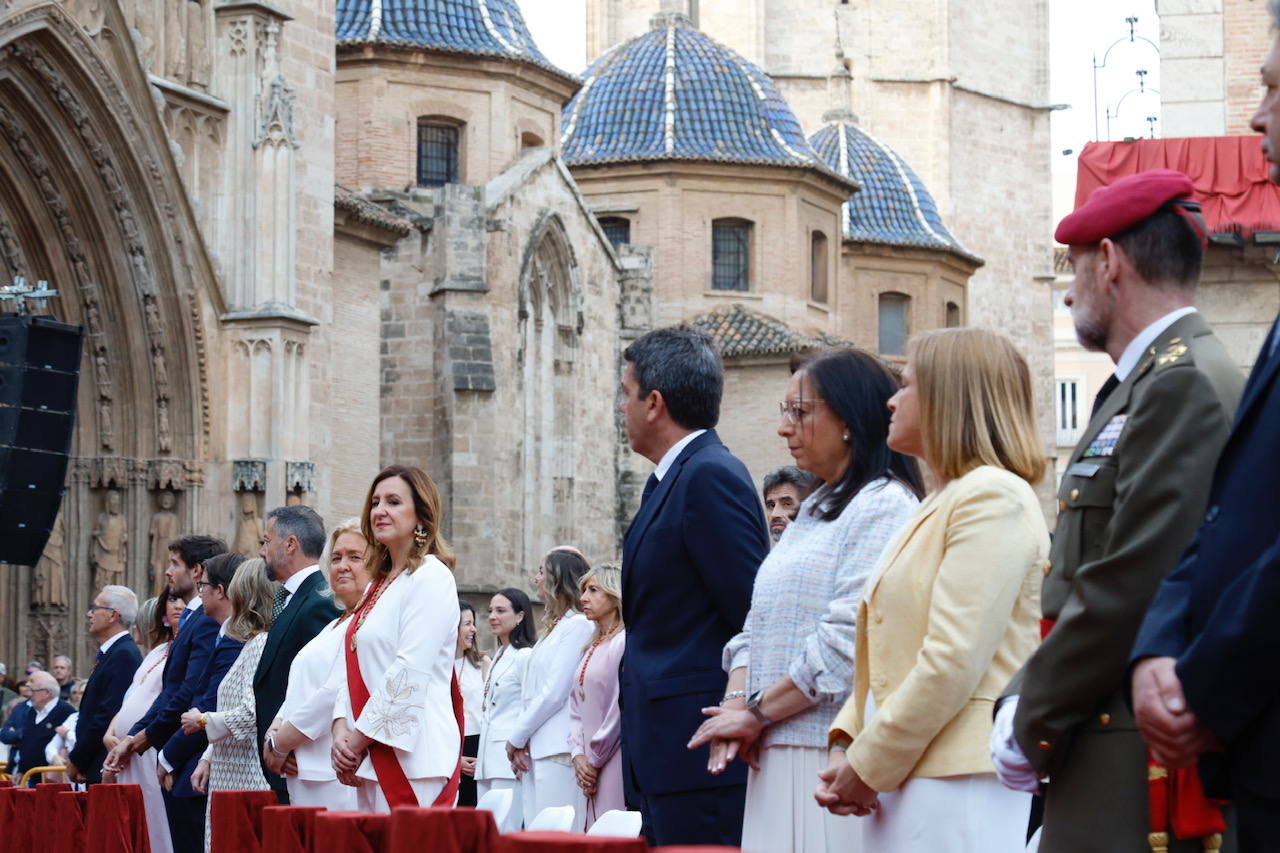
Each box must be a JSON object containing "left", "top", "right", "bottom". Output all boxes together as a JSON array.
[
  {"left": 332, "top": 556, "right": 461, "bottom": 782},
  {"left": 99, "top": 630, "right": 131, "bottom": 654},
  {"left": 654, "top": 429, "right": 707, "bottom": 481},
  {"left": 1115, "top": 306, "right": 1198, "bottom": 381},
  {"left": 281, "top": 564, "right": 321, "bottom": 609},
  {"left": 508, "top": 612, "right": 595, "bottom": 759}
]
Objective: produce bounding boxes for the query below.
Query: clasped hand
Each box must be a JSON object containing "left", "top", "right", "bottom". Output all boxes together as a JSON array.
[
  {"left": 687, "top": 705, "right": 762, "bottom": 775},
  {"left": 180, "top": 707, "right": 204, "bottom": 735},
  {"left": 814, "top": 748, "right": 879, "bottom": 817},
  {"left": 1131, "top": 657, "right": 1221, "bottom": 768},
  {"left": 572, "top": 754, "right": 598, "bottom": 797},
  {"left": 330, "top": 720, "right": 368, "bottom": 787}
]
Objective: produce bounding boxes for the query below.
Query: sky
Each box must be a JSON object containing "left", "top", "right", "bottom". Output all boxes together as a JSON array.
[{"left": 520, "top": 0, "right": 1164, "bottom": 221}]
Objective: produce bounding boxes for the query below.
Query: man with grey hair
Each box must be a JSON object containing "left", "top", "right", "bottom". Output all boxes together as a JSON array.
[
  {"left": 52, "top": 655, "right": 74, "bottom": 700},
  {"left": 618, "top": 326, "right": 769, "bottom": 845},
  {"left": 253, "top": 505, "right": 338, "bottom": 802},
  {"left": 0, "top": 670, "right": 74, "bottom": 784},
  {"left": 67, "top": 584, "right": 142, "bottom": 783}
]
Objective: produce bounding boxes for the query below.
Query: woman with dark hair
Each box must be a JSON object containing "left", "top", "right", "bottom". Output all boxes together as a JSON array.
[
  {"left": 476, "top": 587, "right": 536, "bottom": 831},
  {"left": 688, "top": 347, "right": 922, "bottom": 852},
  {"left": 508, "top": 547, "right": 595, "bottom": 826},
  {"left": 330, "top": 465, "right": 463, "bottom": 812},
  {"left": 455, "top": 598, "right": 489, "bottom": 807}
]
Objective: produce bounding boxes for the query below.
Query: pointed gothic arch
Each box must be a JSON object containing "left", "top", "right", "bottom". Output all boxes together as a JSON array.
[{"left": 0, "top": 2, "right": 222, "bottom": 667}]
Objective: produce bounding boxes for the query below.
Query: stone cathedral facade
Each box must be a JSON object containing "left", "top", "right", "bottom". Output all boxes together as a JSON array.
[{"left": 0, "top": 0, "right": 1019, "bottom": 669}]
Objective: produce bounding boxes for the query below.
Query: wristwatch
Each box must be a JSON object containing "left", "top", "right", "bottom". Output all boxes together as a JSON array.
[
  {"left": 266, "top": 733, "right": 287, "bottom": 758},
  {"left": 746, "top": 689, "right": 772, "bottom": 726}
]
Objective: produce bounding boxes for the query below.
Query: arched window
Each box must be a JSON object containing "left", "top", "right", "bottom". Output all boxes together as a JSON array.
[
  {"left": 416, "top": 118, "right": 461, "bottom": 186},
  {"left": 520, "top": 131, "right": 545, "bottom": 150},
  {"left": 810, "top": 231, "right": 829, "bottom": 304},
  {"left": 712, "top": 218, "right": 752, "bottom": 291},
  {"left": 946, "top": 301, "right": 961, "bottom": 327},
  {"left": 878, "top": 292, "right": 910, "bottom": 356},
  {"left": 597, "top": 216, "right": 631, "bottom": 247}
]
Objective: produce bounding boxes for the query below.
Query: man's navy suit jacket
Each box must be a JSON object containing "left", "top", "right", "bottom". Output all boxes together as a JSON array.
[
  {"left": 163, "top": 633, "right": 245, "bottom": 798},
  {"left": 130, "top": 606, "right": 220, "bottom": 750},
  {"left": 620, "top": 430, "right": 769, "bottom": 797},
  {"left": 2, "top": 698, "right": 75, "bottom": 779},
  {"left": 70, "top": 634, "right": 142, "bottom": 783},
  {"left": 1133, "top": 317, "right": 1280, "bottom": 798}
]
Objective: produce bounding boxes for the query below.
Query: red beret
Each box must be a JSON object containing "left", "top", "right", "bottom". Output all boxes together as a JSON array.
[{"left": 1056, "top": 168, "right": 1198, "bottom": 245}]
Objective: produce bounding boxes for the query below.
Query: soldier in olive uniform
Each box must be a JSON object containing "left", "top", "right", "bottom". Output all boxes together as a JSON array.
[{"left": 990, "top": 169, "right": 1245, "bottom": 852}]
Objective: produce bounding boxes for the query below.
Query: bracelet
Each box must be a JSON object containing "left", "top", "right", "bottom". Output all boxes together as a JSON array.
[
  {"left": 720, "top": 691, "right": 747, "bottom": 705},
  {"left": 197, "top": 714, "right": 207, "bottom": 730},
  {"left": 266, "top": 733, "right": 287, "bottom": 758}
]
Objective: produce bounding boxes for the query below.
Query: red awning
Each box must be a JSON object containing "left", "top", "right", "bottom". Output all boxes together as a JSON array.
[{"left": 1075, "top": 137, "right": 1280, "bottom": 238}]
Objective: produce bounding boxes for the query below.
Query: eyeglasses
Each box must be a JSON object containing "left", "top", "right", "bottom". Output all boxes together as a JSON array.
[
  {"left": 195, "top": 581, "right": 221, "bottom": 593},
  {"left": 778, "top": 399, "right": 827, "bottom": 425},
  {"left": 87, "top": 604, "right": 116, "bottom": 614}
]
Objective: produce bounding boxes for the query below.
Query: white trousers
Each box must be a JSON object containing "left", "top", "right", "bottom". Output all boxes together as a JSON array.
[
  {"left": 855, "top": 772, "right": 1030, "bottom": 852},
  {"left": 521, "top": 757, "right": 586, "bottom": 830},
  {"left": 356, "top": 776, "right": 449, "bottom": 813},
  {"left": 741, "top": 745, "right": 862, "bottom": 853},
  {"left": 287, "top": 777, "right": 357, "bottom": 811},
  {"left": 476, "top": 777, "right": 524, "bottom": 832}
]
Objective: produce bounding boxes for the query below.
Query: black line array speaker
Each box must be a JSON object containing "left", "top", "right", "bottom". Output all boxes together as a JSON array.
[{"left": 0, "top": 314, "right": 84, "bottom": 566}]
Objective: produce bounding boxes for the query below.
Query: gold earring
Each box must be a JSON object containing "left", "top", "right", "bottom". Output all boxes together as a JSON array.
[{"left": 413, "top": 527, "right": 428, "bottom": 548}]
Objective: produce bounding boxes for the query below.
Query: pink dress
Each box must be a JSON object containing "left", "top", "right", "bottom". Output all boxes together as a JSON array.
[{"left": 568, "top": 630, "right": 625, "bottom": 830}]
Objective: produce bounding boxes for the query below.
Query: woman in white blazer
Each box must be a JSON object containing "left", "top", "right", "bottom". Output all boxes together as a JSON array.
[
  {"left": 475, "top": 587, "right": 537, "bottom": 831},
  {"left": 507, "top": 547, "right": 595, "bottom": 825},
  {"left": 331, "top": 465, "right": 462, "bottom": 812},
  {"left": 261, "top": 518, "right": 369, "bottom": 810}
]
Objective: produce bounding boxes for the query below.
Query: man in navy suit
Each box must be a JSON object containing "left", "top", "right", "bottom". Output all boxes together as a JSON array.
[
  {"left": 618, "top": 327, "right": 769, "bottom": 846},
  {"left": 103, "top": 534, "right": 225, "bottom": 853},
  {"left": 1130, "top": 20, "right": 1280, "bottom": 849},
  {"left": 65, "top": 584, "right": 142, "bottom": 784},
  {"left": 0, "top": 670, "right": 75, "bottom": 784},
  {"left": 159, "top": 552, "right": 246, "bottom": 850},
  {"left": 253, "top": 505, "right": 337, "bottom": 803}
]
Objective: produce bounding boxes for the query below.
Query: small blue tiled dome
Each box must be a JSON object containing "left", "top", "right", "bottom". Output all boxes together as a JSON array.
[
  {"left": 562, "top": 13, "right": 836, "bottom": 173},
  {"left": 336, "top": 0, "right": 572, "bottom": 79},
  {"left": 809, "top": 113, "right": 979, "bottom": 262}
]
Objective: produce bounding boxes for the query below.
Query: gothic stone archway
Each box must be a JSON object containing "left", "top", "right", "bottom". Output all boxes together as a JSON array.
[{"left": 0, "top": 1, "right": 219, "bottom": 669}]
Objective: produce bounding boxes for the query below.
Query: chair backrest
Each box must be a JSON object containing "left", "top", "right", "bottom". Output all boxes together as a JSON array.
[
  {"left": 587, "top": 809, "right": 643, "bottom": 837},
  {"left": 527, "top": 804, "right": 575, "bottom": 832},
  {"left": 1026, "top": 826, "right": 1042, "bottom": 853},
  {"left": 475, "top": 787, "right": 513, "bottom": 828}
]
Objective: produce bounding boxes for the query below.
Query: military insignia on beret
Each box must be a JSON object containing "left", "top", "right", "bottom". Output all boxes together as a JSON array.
[
  {"left": 1156, "top": 338, "right": 1188, "bottom": 366},
  {"left": 1082, "top": 414, "right": 1127, "bottom": 458}
]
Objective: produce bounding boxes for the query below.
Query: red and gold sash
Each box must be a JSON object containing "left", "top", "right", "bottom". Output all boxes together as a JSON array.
[{"left": 344, "top": 576, "right": 465, "bottom": 809}]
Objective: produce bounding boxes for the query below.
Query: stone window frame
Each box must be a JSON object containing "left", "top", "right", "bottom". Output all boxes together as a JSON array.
[
  {"left": 711, "top": 217, "right": 753, "bottom": 292},
  {"left": 945, "top": 300, "right": 962, "bottom": 327},
  {"left": 597, "top": 215, "right": 631, "bottom": 248},
  {"left": 809, "top": 229, "right": 829, "bottom": 304},
  {"left": 877, "top": 291, "right": 911, "bottom": 356},
  {"left": 416, "top": 116, "right": 464, "bottom": 187}
]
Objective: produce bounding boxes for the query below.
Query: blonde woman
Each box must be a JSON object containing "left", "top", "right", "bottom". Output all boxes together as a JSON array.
[
  {"left": 507, "top": 547, "right": 594, "bottom": 824},
  {"left": 262, "top": 518, "right": 370, "bottom": 810},
  {"left": 569, "top": 564, "right": 626, "bottom": 829},
  {"left": 815, "top": 328, "right": 1049, "bottom": 853},
  {"left": 330, "top": 465, "right": 462, "bottom": 812},
  {"left": 182, "top": 557, "right": 277, "bottom": 852}
]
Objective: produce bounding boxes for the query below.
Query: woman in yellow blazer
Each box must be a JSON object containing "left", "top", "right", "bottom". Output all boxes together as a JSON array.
[{"left": 815, "top": 328, "right": 1049, "bottom": 852}]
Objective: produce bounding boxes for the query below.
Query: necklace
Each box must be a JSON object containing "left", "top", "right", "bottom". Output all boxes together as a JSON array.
[
  {"left": 348, "top": 573, "right": 395, "bottom": 651},
  {"left": 482, "top": 644, "right": 509, "bottom": 706},
  {"left": 141, "top": 647, "right": 169, "bottom": 682},
  {"left": 576, "top": 623, "right": 620, "bottom": 700}
]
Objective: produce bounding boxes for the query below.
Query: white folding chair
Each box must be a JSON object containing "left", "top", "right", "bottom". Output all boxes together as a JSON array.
[
  {"left": 527, "top": 804, "right": 576, "bottom": 832},
  {"left": 1026, "top": 826, "right": 1042, "bottom": 853},
  {"left": 475, "top": 787, "right": 514, "bottom": 829},
  {"left": 587, "top": 809, "right": 643, "bottom": 837}
]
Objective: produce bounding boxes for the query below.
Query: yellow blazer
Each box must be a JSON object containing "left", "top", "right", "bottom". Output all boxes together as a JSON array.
[{"left": 830, "top": 465, "right": 1048, "bottom": 792}]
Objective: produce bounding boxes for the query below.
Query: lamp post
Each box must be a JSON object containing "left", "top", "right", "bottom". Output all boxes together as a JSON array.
[{"left": 1092, "top": 16, "right": 1160, "bottom": 140}]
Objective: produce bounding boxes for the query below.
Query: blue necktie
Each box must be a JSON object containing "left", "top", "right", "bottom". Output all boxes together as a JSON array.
[{"left": 178, "top": 608, "right": 192, "bottom": 630}]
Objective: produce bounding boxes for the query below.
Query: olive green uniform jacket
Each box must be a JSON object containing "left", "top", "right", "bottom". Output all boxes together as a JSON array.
[{"left": 1005, "top": 312, "right": 1244, "bottom": 853}]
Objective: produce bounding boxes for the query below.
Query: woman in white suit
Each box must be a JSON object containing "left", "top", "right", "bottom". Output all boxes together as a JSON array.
[
  {"left": 507, "top": 547, "right": 595, "bottom": 825},
  {"left": 331, "top": 465, "right": 462, "bottom": 812},
  {"left": 475, "top": 587, "right": 537, "bottom": 831},
  {"left": 261, "top": 518, "right": 369, "bottom": 810}
]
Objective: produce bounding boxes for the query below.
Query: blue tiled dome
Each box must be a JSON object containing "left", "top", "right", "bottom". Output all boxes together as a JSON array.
[
  {"left": 336, "top": 0, "right": 572, "bottom": 80},
  {"left": 562, "top": 13, "right": 839, "bottom": 175},
  {"left": 809, "top": 113, "right": 979, "bottom": 262}
]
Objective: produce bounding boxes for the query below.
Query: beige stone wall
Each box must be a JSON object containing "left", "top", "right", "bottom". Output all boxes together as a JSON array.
[
  {"left": 1196, "top": 245, "right": 1280, "bottom": 371},
  {"left": 336, "top": 51, "right": 575, "bottom": 190},
  {"left": 840, "top": 244, "right": 972, "bottom": 354},
  {"left": 718, "top": 358, "right": 797, "bottom": 492},
  {"left": 1223, "top": 0, "right": 1271, "bottom": 133},
  {"left": 569, "top": 163, "right": 849, "bottom": 335}
]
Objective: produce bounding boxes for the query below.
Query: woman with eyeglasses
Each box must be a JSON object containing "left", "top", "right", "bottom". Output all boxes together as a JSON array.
[
  {"left": 260, "top": 518, "right": 369, "bottom": 810},
  {"left": 687, "top": 348, "right": 922, "bottom": 852},
  {"left": 475, "top": 587, "right": 537, "bottom": 831},
  {"left": 330, "top": 465, "right": 463, "bottom": 811},
  {"left": 507, "top": 547, "right": 595, "bottom": 827}
]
